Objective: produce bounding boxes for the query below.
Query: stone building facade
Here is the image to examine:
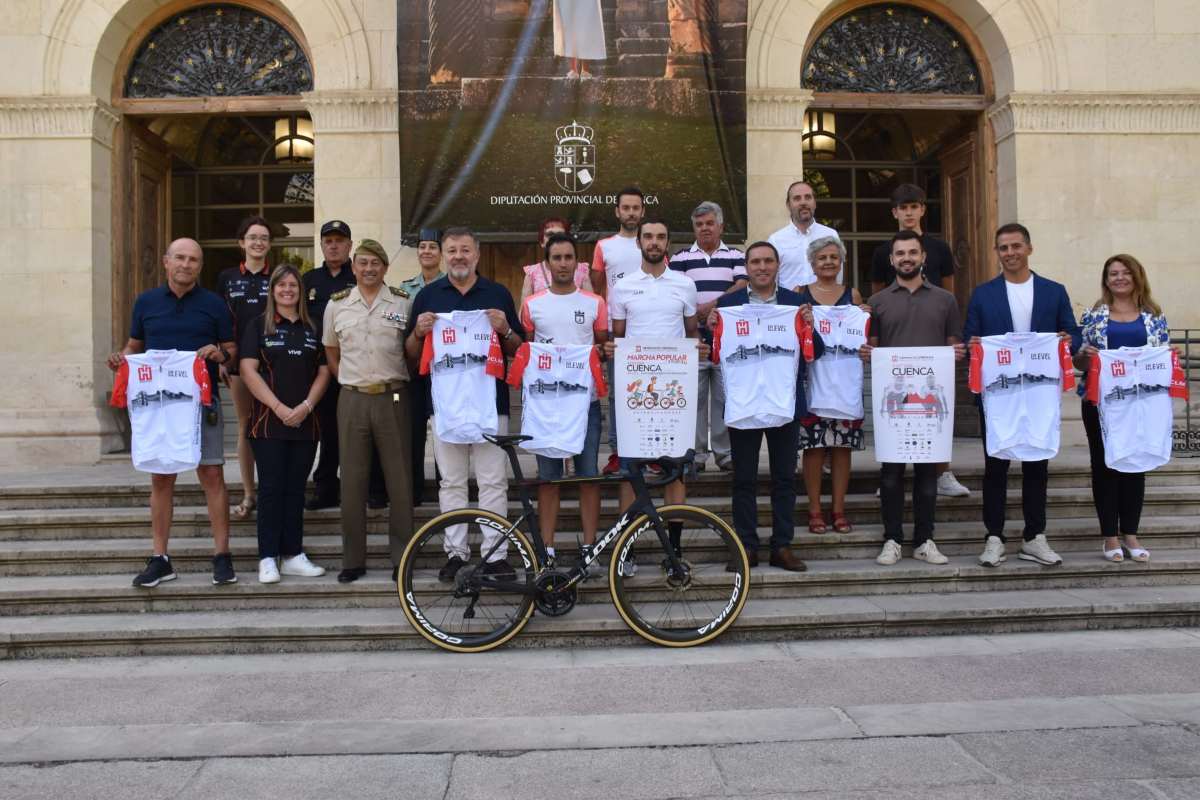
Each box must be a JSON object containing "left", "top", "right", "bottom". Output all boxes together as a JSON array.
[{"left": 1, "top": 0, "right": 1198, "bottom": 464}]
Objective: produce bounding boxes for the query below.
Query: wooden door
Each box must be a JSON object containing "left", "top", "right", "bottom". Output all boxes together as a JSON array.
[
  {"left": 112, "top": 120, "right": 170, "bottom": 348},
  {"left": 939, "top": 130, "right": 980, "bottom": 312}
]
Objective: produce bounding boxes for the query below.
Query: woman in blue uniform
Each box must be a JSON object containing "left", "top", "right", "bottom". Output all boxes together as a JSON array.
[{"left": 239, "top": 264, "right": 331, "bottom": 584}]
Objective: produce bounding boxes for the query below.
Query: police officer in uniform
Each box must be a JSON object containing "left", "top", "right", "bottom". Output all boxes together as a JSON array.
[
  {"left": 323, "top": 239, "right": 415, "bottom": 583},
  {"left": 399, "top": 228, "right": 446, "bottom": 505}
]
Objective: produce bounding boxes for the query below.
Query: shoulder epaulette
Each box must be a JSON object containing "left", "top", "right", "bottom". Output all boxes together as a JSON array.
[
  {"left": 330, "top": 288, "right": 352, "bottom": 301},
  {"left": 389, "top": 286, "right": 410, "bottom": 298}
]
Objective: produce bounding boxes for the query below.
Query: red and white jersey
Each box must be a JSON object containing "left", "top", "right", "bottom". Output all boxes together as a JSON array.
[
  {"left": 520, "top": 288, "right": 606, "bottom": 346},
  {"left": 592, "top": 234, "right": 642, "bottom": 296},
  {"left": 1086, "top": 346, "right": 1188, "bottom": 473},
  {"left": 808, "top": 305, "right": 870, "bottom": 420},
  {"left": 110, "top": 350, "right": 213, "bottom": 474},
  {"left": 713, "top": 304, "right": 815, "bottom": 430},
  {"left": 508, "top": 343, "right": 607, "bottom": 457},
  {"left": 969, "top": 332, "right": 1074, "bottom": 461},
  {"left": 419, "top": 310, "right": 505, "bottom": 444}
]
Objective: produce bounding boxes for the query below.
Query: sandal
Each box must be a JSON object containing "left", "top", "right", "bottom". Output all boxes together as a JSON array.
[
  {"left": 231, "top": 497, "right": 256, "bottom": 520},
  {"left": 808, "top": 514, "right": 828, "bottom": 534},
  {"left": 832, "top": 515, "right": 852, "bottom": 534},
  {"left": 1123, "top": 545, "right": 1150, "bottom": 563},
  {"left": 1103, "top": 547, "right": 1124, "bottom": 562}
]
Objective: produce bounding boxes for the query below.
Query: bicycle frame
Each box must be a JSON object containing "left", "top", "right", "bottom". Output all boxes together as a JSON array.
[{"left": 465, "top": 444, "right": 688, "bottom": 595}]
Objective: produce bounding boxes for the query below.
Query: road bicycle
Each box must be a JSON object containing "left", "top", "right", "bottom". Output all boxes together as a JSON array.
[{"left": 397, "top": 434, "right": 750, "bottom": 652}]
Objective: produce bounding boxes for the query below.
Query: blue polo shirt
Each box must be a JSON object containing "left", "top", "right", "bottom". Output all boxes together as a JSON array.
[
  {"left": 130, "top": 284, "right": 235, "bottom": 394},
  {"left": 406, "top": 275, "right": 525, "bottom": 416}
]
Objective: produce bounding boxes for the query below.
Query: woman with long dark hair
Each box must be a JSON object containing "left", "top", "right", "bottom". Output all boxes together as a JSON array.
[
  {"left": 1074, "top": 254, "right": 1170, "bottom": 563},
  {"left": 239, "top": 265, "right": 331, "bottom": 583}
]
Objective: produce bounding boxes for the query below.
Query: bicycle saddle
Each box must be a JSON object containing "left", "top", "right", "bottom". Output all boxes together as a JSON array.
[{"left": 483, "top": 433, "right": 533, "bottom": 448}]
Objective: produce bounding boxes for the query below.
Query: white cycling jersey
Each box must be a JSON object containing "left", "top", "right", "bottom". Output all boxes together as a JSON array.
[
  {"left": 508, "top": 343, "right": 606, "bottom": 458},
  {"left": 1086, "top": 346, "right": 1188, "bottom": 473},
  {"left": 419, "top": 310, "right": 505, "bottom": 444},
  {"left": 808, "top": 305, "right": 870, "bottom": 420},
  {"left": 713, "top": 304, "right": 815, "bottom": 430},
  {"left": 968, "top": 332, "right": 1074, "bottom": 461},
  {"left": 111, "top": 350, "right": 213, "bottom": 473}
]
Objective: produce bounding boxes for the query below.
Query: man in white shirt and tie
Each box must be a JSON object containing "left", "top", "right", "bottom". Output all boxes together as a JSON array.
[{"left": 768, "top": 181, "right": 841, "bottom": 292}]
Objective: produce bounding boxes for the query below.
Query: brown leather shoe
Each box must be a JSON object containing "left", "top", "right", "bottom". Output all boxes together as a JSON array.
[
  {"left": 726, "top": 547, "right": 758, "bottom": 572},
  {"left": 769, "top": 547, "right": 807, "bottom": 572}
]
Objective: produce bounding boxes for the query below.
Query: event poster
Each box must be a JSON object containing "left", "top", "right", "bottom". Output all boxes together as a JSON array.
[
  {"left": 871, "top": 347, "right": 955, "bottom": 463},
  {"left": 615, "top": 339, "right": 698, "bottom": 459},
  {"left": 397, "top": 0, "right": 747, "bottom": 238}
]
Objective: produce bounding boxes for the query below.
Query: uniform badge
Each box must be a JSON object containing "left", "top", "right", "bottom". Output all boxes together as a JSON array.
[{"left": 308, "top": 288, "right": 316, "bottom": 301}]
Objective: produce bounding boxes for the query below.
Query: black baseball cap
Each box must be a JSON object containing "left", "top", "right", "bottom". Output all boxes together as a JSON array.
[{"left": 320, "top": 219, "right": 352, "bottom": 238}]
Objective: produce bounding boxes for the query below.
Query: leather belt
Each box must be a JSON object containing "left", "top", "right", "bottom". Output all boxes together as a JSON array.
[{"left": 343, "top": 381, "right": 406, "bottom": 395}]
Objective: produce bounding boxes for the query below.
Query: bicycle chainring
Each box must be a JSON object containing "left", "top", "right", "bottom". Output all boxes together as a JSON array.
[{"left": 533, "top": 571, "right": 577, "bottom": 617}]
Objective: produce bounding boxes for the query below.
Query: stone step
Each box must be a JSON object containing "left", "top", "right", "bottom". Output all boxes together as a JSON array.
[
  {"left": 10, "top": 460, "right": 1200, "bottom": 510},
  {"left": 3, "top": 550, "right": 1199, "bottom": 617},
  {"left": 2, "top": 585, "right": 1198, "bottom": 658},
  {"left": 1, "top": 488, "right": 1196, "bottom": 542},
  {"left": 2, "top": 517, "right": 1198, "bottom": 575}
]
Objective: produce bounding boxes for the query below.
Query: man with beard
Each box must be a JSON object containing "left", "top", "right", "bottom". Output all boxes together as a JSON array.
[
  {"left": 593, "top": 187, "right": 647, "bottom": 474},
  {"left": 861, "top": 230, "right": 964, "bottom": 568},
  {"left": 405, "top": 227, "right": 525, "bottom": 582},
  {"left": 606, "top": 219, "right": 703, "bottom": 575},
  {"left": 768, "top": 181, "right": 841, "bottom": 292}
]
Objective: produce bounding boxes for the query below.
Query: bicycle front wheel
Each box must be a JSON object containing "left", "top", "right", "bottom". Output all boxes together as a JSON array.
[
  {"left": 609, "top": 505, "right": 749, "bottom": 647},
  {"left": 398, "top": 509, "right": 539, "bottom": 653}
]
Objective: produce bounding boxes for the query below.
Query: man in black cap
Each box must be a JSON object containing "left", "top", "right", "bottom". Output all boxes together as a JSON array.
[
  {"left": 399, "top": 228, "right": 445, "bottom": 505},
  {"left": 303, "top": 220, "right": 388, "bottom": 509}
]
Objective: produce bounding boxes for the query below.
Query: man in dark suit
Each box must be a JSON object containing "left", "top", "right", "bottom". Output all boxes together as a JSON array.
[
  {"left": 714, "top": 241, "right": 824, "bottom": 573},
  {"left": 963, "top": 223, "right": 1082, "bottom": 568}
]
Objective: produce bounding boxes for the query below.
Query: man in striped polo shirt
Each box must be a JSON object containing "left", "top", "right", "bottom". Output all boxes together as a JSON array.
[{"left": 669, "top": 201, "right": 747, "bottom": 471}]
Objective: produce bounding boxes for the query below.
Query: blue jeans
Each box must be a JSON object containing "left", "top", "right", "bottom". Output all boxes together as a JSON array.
[{"left": 536, "top": 402, "right": 602, "bottom": 479}]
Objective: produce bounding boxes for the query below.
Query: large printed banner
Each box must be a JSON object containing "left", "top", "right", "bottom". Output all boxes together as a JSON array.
[
  {"left": 397, "top": 0, "right": 747, "bottom": 238},
  {"left": 615, "top": 339, "right": 698, "bottom": 459},
  {"left": 871, "top": 347, "right": 955, "bottom": 463}
]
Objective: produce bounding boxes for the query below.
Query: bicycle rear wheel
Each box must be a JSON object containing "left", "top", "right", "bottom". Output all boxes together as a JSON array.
[
  {"left": 398, "top": 509, "right": 540, "bottom": 653},
  {"left": 609, "top": 505, "right": 749, "bottom": 647}
]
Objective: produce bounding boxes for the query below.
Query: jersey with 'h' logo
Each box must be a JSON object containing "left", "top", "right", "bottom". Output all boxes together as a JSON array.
[
  {"left": 111, "top": 350, "right": 213, "bottom": 473},
  {"left": 419, "top": 310, "right": 505, "bottom": 444},
  {"left": 712, "top": 304, "right": 815, "bottom": 429},
  {"left": 1086, "top": 346, "right": 1188, "bottom": 472},
  {"left": 968, "top": 332, "right": 1074, "bottom": 461},
  {"left": 508, "top": 343, "right": 607, "bottom": 457},
  {"left": 808, "top": 305, "right": 870, "bottom": 420}
]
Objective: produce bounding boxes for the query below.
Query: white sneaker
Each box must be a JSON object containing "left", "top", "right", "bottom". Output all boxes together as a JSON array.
[
  {"left": 876, "top": 540, "right": 902, "bottom": 566},
  {"left": 913, "top": 540, "right": 949, "bottom": 565},
  {"left": 937, "top": 471, "right": 970, "bottom": 497},
  {"left": 258, "top": 557, "right": 280, "bottom": 584},
  {"left": 1019, "top": 534, "right": 1063, "bottom": 566},
  {"left": 280, "top": 553, "right": 326, "bottom": 577},
  {"left": 978, "top": 535, "right": 1007, "bottom": 567}
]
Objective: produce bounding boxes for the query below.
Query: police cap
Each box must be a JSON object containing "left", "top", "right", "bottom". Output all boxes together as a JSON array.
[{"left": 320, "top": 219, "right": 352, "bottom": 239}]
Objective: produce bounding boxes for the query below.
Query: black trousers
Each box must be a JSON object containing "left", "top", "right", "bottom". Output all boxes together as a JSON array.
[
  {"left": 410, "top": 375, "right": 432, "bottom": 503},
  {"left": 312, "top": 383, "right": 387, "bottom": 501},
  {"left": 979, "top": 406, "right": 1046, "bottom": 542},
  {"left": 250, "top": 438, "right": 318, "bottom": 559},
  {"left": 729, "top": 421, "right": 798, "bottom": 552},
  {"left": 879, "top": 462, "right": 937, "bottom": 546},
  {"left": 1081, "top": 400, "right": 1145, "bottom": 537}
]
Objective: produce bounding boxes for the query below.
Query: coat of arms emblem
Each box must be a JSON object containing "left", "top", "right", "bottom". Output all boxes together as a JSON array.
[{"left": 555, "top": 120, "right": 595, "bottom": 193}]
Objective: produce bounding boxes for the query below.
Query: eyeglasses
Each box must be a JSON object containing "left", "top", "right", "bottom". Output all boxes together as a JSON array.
[{"left": 244, "top": 235, "right": 271, "bottom": 243}]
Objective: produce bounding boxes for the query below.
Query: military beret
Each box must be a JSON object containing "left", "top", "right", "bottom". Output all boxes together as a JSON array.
[
  {"left": 355, "top": 238, "right": 389, "bottom": 265},
  {"left": 320, "top": 219, "right": 352, "bottom": 238}
]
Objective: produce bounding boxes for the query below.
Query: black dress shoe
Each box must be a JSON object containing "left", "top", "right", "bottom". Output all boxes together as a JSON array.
[
  {"left": 726, "top": 547, "right": 758, "bottom": 572},
  {"left": 305, "top": 494, "right": 339, "bottom": 511},
  {"left": 391, "top": 565, "right": 399, "bottom": 582},
  {"left": 367, "top": 496, "right": 388, "bottom": 510},
  {"left": 337, "top": 567, "right": 366, "bottom": 583}
]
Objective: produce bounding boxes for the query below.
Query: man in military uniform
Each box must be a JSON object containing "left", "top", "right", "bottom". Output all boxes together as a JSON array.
[
  {"left": 323, "top": 238, "right": 414, "bottom": 583},
  {"left": 399, "top": 228, "right": 445, "bottom": 505}
]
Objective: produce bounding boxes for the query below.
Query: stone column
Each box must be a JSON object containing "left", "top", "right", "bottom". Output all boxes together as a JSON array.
[
  {"left": 665, "top": 0, "right": 715, "bottom": 79},
  {"left": 745, "top": 89, "right": 811, "bottom": 243},
  {"left": 0, "top": 96, "right": 123, "bottom": 464}
]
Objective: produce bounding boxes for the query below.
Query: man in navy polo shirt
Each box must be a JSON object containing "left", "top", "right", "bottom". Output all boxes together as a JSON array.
[{"left": 107, "top": 238, "right": 239, "bottom": 588}]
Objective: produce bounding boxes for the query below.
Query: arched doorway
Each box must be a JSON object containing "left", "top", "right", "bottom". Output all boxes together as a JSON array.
[
  {"left": 109, "top": 1, "right": 316, "bottom": 348},
  {"left": 800, "top": 1, "right": 997, "bottom": 310}
]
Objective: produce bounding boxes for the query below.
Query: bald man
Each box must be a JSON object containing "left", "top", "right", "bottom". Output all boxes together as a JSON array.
[{"left": 108, "top": 238, "right": 239, "bottom": 588}]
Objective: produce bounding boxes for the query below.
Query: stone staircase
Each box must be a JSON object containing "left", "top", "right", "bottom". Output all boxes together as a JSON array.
[{"left": 2, "top": 452, "right": 1200, "bottom": 658}]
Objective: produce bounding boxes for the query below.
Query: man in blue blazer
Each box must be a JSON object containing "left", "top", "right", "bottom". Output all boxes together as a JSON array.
[
  {"left": 963, "top": 223, "right": 1082, "bottom": 568},
  {"left": 714, "top": 241, "right": 824, "bottom": 573}
]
